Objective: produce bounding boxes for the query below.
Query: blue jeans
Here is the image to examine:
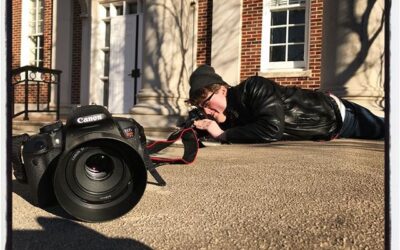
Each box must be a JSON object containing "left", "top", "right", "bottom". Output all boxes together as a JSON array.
[{"left": 338, "top": 99, "right": 385, "bottom": 139}]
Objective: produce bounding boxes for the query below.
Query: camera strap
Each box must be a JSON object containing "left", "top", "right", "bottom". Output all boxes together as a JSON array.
[
  {"left": 146, "top": 128, "right": 199, "bottom": 165},
  {"left": 144, "top": 128, "right": 199, "bottom": 186}
]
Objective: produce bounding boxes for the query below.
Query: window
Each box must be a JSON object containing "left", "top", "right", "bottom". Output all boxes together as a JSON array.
[
  {"left": 115, "top": 4, "right": 124, "bottom": 16},
  {"left": 126, "top": 2, "right": 138, "bottom": 14},
  {"left": 102, "top": 1, "right": 141, "bottom": 17},
  {"left": 28, "top": 0, "right": 44, "bottom": 67},
  {"left": 261, "top": 0, "right": 308, "bottom": 71}
]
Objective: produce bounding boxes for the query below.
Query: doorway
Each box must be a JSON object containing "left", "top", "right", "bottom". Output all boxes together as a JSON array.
[{"left": 101, "top": 1, "right": 143, "bottom": 113}]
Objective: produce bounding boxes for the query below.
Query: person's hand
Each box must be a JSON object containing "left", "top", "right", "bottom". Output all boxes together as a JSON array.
[{"left": 193, "top": 119, "right": 224, "bottom": 139}]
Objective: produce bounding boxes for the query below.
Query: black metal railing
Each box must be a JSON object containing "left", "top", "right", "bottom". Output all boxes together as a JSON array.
[{"left": 12, "top": 65, "right": 62, "bottom": 120}]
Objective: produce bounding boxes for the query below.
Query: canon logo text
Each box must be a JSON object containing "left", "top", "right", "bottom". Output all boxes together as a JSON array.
[{"left": 76, "top": 114, "right": 105, "bottom": 124}]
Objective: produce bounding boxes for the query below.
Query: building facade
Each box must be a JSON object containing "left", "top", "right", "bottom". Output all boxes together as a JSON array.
[{"left": 11, "top": 0, "right": 385, "bottom": 135}]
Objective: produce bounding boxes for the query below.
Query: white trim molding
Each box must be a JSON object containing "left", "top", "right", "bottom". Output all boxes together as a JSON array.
[{"left": 258, "top": 69, "right": 311, "bottom": 78}]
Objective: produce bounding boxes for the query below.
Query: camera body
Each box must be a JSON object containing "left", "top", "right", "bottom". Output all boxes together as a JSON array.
[
  {"left": 182, "top": 108, "right": 207, "bottom": 128},
  {"left": 18, "top": 105, "right": 149, "bottom": 222}
]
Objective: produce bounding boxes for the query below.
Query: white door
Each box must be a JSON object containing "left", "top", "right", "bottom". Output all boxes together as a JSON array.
[{"left": 108, "top": 14, "right": 142, "bottom": 113}]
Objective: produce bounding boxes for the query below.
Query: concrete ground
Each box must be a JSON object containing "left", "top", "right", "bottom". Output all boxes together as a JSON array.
[{"left": 12, "top": 139, "right": 384, "bottom": 249}]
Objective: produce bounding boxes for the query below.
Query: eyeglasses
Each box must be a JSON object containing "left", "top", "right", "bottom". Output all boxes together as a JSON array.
[{"left": 199, "top": 92, "right": 215, "bottom": 108}]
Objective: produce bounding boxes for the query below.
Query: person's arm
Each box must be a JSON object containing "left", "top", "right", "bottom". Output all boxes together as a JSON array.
[{"left": 223, "top": 77, "right": 284, "bottom": 143}]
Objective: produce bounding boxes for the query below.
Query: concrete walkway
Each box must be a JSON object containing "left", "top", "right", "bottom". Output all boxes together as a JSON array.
[{"left": 12, "top": 139, "right": 384, "bottom": 249}]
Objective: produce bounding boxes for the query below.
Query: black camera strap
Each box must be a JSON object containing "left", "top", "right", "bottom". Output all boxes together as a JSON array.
[
  {"left": 146, "top": 128, "right": 199, "bottom": 165},
  {"left": 144, "top": 128, "right": 199, "bottom": 186}
]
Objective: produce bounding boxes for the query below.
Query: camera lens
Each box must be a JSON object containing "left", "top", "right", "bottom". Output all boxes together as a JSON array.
[
  {"left": 54, "top": 139, "right": 147, "bottom": 222},
  {"left": 84, "top": 153, "right": 113, "bottom": 180}
]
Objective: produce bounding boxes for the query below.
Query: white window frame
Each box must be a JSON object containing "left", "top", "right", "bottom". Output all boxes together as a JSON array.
[
  {"left": 21, "top": 0, "right": 44, "bottom": 67},
  {"left": 100, "top": 0, "right": 143, "bottom": 17},
  {"left": 260, "top": 0, "right": 310, "bottom": 72}
]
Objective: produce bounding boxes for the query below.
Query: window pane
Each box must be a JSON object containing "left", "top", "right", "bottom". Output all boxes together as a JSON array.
[
  {"left": 105, "top": 22, "right": 110, "bottom": 47},
  {"left": 38, "top": 48, "right": 44, "bottom": 67},
  {"left": 127, "top": 3, "right": 138, "bottom": 14},
  {"left": 115, "top": 5, "right": 123, "bottom": 15},
  {"left": 289, "top": 0, "right": 306, "bottom": 5},
  {"left": 38, "top": 20, "right": 43, "bottom": 33},
  {"left": 29, "top": 48, "right": 35, "bottom": 59},
  {"left": 289, "top": 9, "right": 305, "bottom": 24},
  {"left": 38, "top": 6, "right": 43, "bottom": 20},
  {"left": 271, "top": 11, "right": 286, "bottom": 26},
  {"left": 29, "top": 21, "right": 35, "bottom": 30},
  {"left": 38, "top": 36, "right": 44, "bottom": 66},
  {"left": 270, "top": 27, "right": 286, "bottom": 44},
  {"left": 288, "top": 44, "right": 304, "bottom": 61},
  {"left": 103, "top": 80, "right": 109, "bottom": 107},
  {"left": 104, "top": 51, "right": 110, "bottom": 76},
  {"left": 288, "top": 26, "right": 304, "bottom": 42},
  {"left": 39, "top": 35, "right": 43, "bottom": 47},
  {"left": 270, "top": 46, "right": 286, "bottom": 62},
  {"left": 29, "top": 36, "right": 37, "bottom": 47}
]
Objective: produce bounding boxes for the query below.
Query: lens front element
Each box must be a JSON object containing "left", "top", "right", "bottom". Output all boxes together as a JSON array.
[{"left": 84, "top": 153, "right": 114, "bottom": 181}]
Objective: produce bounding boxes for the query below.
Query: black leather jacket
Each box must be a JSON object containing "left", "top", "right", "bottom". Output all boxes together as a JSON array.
[{"left": 221, "top": 76, "right": 342, "bottom": 143}]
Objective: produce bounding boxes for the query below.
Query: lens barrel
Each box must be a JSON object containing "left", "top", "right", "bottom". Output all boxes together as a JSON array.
[{"left": 53, "top": 139, "right": 147, "bottom": 222}]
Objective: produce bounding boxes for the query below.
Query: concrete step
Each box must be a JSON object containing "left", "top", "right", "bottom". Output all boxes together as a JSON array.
[
  {"left": 12, "top": 113, "right": 181, "bottom": 140},
  {"left": 12, "top": 112, "right": 64, "bottom": 135},
  {"left": 12, "top": 120, "right": 59, "bottom": 135}
]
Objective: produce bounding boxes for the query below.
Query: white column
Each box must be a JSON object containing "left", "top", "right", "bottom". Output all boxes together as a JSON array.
[
  {"left": 89, "top": 0, "right": 106, "bottom": 107},
  {"left": 130, "top": 0, "right": 196, "bottom": 137},
  {"left": 211, "top": 0, "right": 242, "bottom": 85},
  {"left": 390, "top": 0, "right": 400, "bottom": 248},
  {"left": 320, "top": 0, "right": 385, "bottom": 116},
  {"left": 0, "top": 0, "right": 8, "bottom": 247}
]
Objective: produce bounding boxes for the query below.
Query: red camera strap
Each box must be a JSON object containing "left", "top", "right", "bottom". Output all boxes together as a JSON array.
[{"left": 146, "top": 128, "right": 199, "bottom": 165}]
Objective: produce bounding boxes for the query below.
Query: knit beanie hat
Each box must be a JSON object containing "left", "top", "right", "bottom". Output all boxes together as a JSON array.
[{"left": 189, "top": 65, "right": 227, "bottom": 98}]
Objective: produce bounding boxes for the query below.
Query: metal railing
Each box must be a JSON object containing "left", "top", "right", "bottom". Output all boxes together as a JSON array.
[{"left": 12, "top": 65, "right": 62, "bottom": 120}]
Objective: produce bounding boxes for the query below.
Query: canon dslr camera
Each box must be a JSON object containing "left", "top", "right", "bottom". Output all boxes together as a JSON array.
[
  {"left": 12, "top": 105, "right": 149, "bottom": 222},
  {"left": 181, "top": 108, "right": 207, "bottom": 128}
]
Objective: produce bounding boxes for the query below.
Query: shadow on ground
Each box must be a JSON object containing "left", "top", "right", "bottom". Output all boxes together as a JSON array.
[
  {"left": 13, "top": 217, "right": 152, "bottom": 250},
  {"left": 12, "top": 179, "right": 75, "bottom": 220}
]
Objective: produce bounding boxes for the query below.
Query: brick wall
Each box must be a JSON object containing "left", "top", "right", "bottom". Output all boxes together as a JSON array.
[
  {"left": 196, "top": 0, "right": 213, "bottom": 65},
  {"left": 12, "top": 81, "right": 52, "bottom": 104},
  {"left": 71, "top": 0, "right": 82, "bottom": 104},
  {"left": 197, "top": 0, "right": 324, "bottom": 90},
  {"left": 240, "top": 0, "right": 263, "bottom": 81},
  {"left": 11, "top": 0, "right": 22, "bottom": 69},
  {"left": 305, "top": 0, "right": 323, "bottom": 89},
  {"left": 43, "top": 0, "right": 53, "bottom": 68}
]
